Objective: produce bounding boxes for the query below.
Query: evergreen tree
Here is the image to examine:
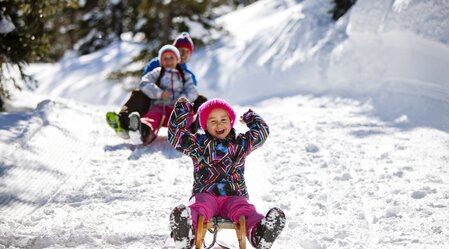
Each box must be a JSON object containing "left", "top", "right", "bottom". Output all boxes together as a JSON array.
[
  {"left": 75, "top": 0, "right": 132, "bottom": 55},
  {"left": 0, "top": 0, "right": 76, "bottom": 111},
  {"left": 0, "top": 0, "right": 258, "bottom": 110},
  {"left": 108, "top": 0, "right": 244, "bottom": 79},
  {"left": 45, "top": 4, "right": 83, "bottom": 60}
]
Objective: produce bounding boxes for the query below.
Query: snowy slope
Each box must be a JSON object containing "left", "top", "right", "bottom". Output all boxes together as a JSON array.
[
  {"left": 190, "top": 0, "right": 449, "bottom": 127},
  {"left": 1, "top": 96, "right": 449, "bottom": 249},
  {"left": 25, "top": 34, "right": 145, "bottom": 107},
  {"left": 0, "top": 100, "right": 98, "bottom": 218},
  {"left": 2, "top": 0, "right": 449, "bottom": 248},
  {"left": 25, "top": 0, "right": 449, "bottom": 111}
]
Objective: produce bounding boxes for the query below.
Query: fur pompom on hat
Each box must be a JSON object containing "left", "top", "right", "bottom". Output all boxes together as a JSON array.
[
  {"left": 198, "top": 98, "right": 236, "bottom": 131},
  {"left": 158, "top": 44, "right": 180, "bottom": 63},
  {"left": 173, "top": 32, "right": 194, "bottom": 53}
]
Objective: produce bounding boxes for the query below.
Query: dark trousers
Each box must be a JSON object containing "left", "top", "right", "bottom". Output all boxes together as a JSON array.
[{"left": 118, "top": 90, "right": 152, "bottom": 129}]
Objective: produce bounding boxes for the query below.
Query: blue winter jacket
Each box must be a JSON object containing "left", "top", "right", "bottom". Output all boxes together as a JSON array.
[{"left": 143, "top": 58, "right": 198, "bottom": 86}]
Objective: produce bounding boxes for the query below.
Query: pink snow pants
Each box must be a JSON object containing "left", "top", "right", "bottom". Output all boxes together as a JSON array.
[
  {"left": 189, "top": 193, "right": 264, "bottom": 239},
  {"left": 142, "top": 104, "right": 193, "bottom": 137},
  {"left": 141, "top": 105, "right": 174, "bottom": 136}
]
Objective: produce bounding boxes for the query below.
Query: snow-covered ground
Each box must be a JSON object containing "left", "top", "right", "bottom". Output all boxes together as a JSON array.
[{"left": 1, "top": 0, "right": 449, "bottom": 248}]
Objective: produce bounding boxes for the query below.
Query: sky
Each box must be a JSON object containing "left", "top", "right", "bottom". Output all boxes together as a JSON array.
[{"left": 1, "top": 0, "right": 449, "bottom": 248}]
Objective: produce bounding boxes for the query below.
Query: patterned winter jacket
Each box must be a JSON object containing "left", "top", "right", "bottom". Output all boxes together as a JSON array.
[
  {"left": 139, "top": 67, "right": 198, "bottom": 107},
  {"left": 168, "top": 98, "right": 269, "bottom": 198}
]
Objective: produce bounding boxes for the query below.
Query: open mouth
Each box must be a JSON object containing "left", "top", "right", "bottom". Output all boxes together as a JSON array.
[{"left": 216, "top": 129, "right": 225, "bottom": 135}]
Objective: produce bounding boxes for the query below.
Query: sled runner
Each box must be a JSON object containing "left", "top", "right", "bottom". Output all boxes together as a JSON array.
[{"left": 195, "top": 215, "right": 246, "bottom": 249}]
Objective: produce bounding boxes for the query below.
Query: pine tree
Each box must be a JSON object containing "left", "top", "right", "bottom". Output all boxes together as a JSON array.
[
  {"left": 0, "top": 0, "right": 76, "bottom": 111},
  {"left": 107, "top": 0, "right": 240, "bottom": 79},
  {"left": 74, "top": 0, "right": 131, "bottom": 55},
  {"left": 0, "top": 0, "right": 259, "bottom": 110}
]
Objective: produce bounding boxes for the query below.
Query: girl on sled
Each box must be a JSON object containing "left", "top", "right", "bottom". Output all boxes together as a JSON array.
[{"left": 167, "top": 97, "right": 286, "bottom": 248}]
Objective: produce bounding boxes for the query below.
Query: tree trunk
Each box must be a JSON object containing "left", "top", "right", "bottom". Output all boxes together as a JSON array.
[{"left": 112, "top": 1, "right": 124, "bottom": 40}]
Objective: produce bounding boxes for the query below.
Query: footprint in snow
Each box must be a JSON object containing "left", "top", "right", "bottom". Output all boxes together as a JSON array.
[
  {"left": 334, "top": 173, "right": 352, "bottom": 181},
  {"left": 411, "top": 191, "right": 427, "bottom": 199},
  {"left": 305, "top": 144, "right": 319, "bottom": 153}
]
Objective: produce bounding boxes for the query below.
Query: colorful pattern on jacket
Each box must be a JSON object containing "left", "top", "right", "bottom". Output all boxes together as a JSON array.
[{"left": 168, "top": 98, "right": 269, "bottom": 199}]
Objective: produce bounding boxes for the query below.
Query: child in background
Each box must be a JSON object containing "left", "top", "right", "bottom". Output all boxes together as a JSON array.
[
  {"left": 167, "top": 97, "right": 286, "bottom": 249},
  {"left": 143, "top": 32, "right": 197, "bottom": 82},
  {"left": 128, "top": 45, "right": 198, "bottom": 145},
  {"left": 106, "top": 32, "right": 207, "bottom": 139}
]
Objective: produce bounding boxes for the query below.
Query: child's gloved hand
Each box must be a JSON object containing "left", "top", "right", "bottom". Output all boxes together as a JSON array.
[
  {"left": 241, "top": 109, "right": 256, "bottom": 126},
  {"left": 175, "top": 97, "right": 194, "bottom": 114},
  {"left": 242, "top": 109, "right": 254, "bottom": 121}
]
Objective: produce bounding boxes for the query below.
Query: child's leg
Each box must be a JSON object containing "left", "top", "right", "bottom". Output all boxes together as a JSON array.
[
  {"left": 118, "top": 90, "right": 152, "bottom": 129},
  {"left": 219, "top": 196, "right": 264, "bottom": 238},
  {"left": 161, "top": 106, "right": 174, "bottom": 128},
  {"left": 188, "top": 193, "right": 220, "bottom": 232},
  {"left": 140, "top": 105, "right": 163, "bottom": 136}
]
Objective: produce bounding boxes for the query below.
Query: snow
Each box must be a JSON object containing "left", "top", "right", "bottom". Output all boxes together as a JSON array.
[
  {"left": 1, "top": 0, "right": 449, "bottom": 248},
  {"left": 0, "top": 14, "right": 15, "bottom": 34}
]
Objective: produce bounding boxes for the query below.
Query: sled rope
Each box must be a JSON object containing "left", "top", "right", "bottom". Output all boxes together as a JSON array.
[{"left": 204, "top": 218, "right": 221, "bottom": 249}]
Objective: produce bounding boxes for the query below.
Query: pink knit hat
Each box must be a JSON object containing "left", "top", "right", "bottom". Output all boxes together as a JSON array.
[{"left": 198, "top": 98, "right": 236, "bottom": 130}]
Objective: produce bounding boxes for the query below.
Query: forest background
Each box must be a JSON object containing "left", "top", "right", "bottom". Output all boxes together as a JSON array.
[{"left": 0, "top": 0, "right": 354, "bottom": 111}]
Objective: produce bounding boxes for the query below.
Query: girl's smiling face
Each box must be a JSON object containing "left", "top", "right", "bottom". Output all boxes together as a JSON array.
[
  {"left": 161, "top": 51, "right": 178, "bottom": 69},
  {"left": 206, "top": 108, "right": 231, "bottom": 139}
]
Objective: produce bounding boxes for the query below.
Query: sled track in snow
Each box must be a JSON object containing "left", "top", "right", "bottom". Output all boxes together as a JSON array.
[{"left": 0, "top": 100, "right": 99, "bottom": 218}]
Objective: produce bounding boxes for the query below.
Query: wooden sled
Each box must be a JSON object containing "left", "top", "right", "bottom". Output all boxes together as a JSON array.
[{"left": 195, "top": 215, "right": 246, "bottom": 249}]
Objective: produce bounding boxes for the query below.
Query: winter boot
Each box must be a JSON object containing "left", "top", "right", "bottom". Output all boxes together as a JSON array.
[
  {"left": 250, "top": 207, "right": 286, "bottom": 249},
  {"left": 106, "top": 112, "right": 129, "bottom": 139},
  {"left": 139, "top": 118, "right": 156, "bottom": 145},
  {"left": 169, "top": 204, "right": 194, "bottom": 249},
  {"left": 128, "top": 112, "right": 143, "bottom": 144},
  {"left": 140, "top": 123, "right": 156, "bottom": 145},
  {"left": 128, "top": 111, "right": 156, "bottom": 145}
]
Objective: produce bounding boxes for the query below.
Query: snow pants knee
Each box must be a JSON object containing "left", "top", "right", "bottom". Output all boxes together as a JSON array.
[{"left": 189, "top": 193, "right": 264, "bottom": 239}]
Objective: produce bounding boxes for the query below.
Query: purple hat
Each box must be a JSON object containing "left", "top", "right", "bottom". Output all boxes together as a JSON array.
[
  {"left": 198, "top": 98, "right": 236, "bottom": 130},
  {"left": 158, "top": 44, "right": 180, "bottom": 63},
  {"left": 173, "top": 32, "right": 194, "bottom": 53}
]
